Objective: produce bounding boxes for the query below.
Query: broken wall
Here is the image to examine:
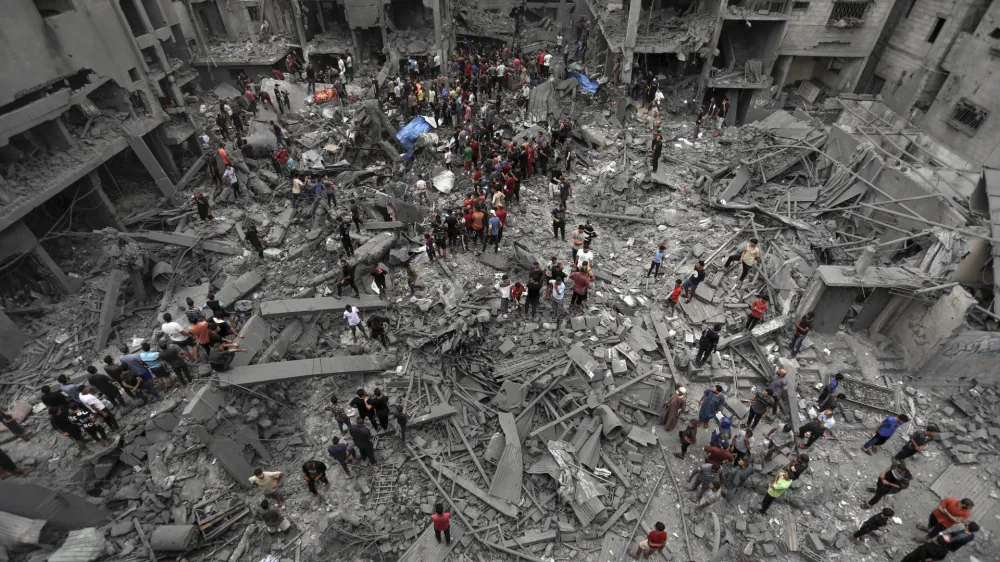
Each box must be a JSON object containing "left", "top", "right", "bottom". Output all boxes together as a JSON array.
[
  {"left": 918, "top": 329, "right": 1000, "bottom": 383},
  {"left": 0, "top": 482, "right": 110, "bottom": 530},
  {"left": 0, "top": 0, "right": 156, "bottom": 108},
  {"left": 887, "top": 285, "right": 976, "bottom": 370}
]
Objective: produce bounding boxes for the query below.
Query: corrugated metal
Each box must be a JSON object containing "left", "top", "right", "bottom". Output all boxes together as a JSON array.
[
  {"left": 526, "top": 450, "right": 560, "bottom": 479},
  {"left": 570, "top": 496, "right": 607, "bottom": 527},
  {"left": 488, "top": 413, "right": 523, "bottom": 503},
  {"left": 0, "top": 510, "right": 45, "bottom": 547},
  {"left": 929, "top": 464, "right": 999, "bottom": 525},
  {"left": 599, "top": 533, "right": 630, "bottom": 562},
  {"left": 48, "top": 528, "right": 106, "bottom": 562}
]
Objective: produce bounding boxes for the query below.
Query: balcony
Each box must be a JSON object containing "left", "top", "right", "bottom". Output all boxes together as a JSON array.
[{"left": 725, "top": 3, "right": 790, "bottom": 20}]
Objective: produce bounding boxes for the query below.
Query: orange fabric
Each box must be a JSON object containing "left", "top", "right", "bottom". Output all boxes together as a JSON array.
[
  {"left": 188, "top": 321, "right": 210, "bottom": 344},
  {"left": 933, "top": 498, "right": 971, "bottom": 526}
]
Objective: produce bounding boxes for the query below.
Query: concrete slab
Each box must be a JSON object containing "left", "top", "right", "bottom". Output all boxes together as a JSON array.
[
  {"left": 134, "top": 231, "right": 243, "bottom": 255},
  {"left": 181, "top": 385, "right": 227, "bottom": 422},
  {"left": 94, "top": 270, "right": 125, "bottom": 353},
  {"left": 208, "top": 437, "right": 254, "bottom": 488},
  {"left": 398, "top": 520, "right": 464, "bottom": 562},
  {"left": 214, "top": 270, "right": 264, "bottom": 306},
  {"left": 409, "top": 403, "right": 458, "bottom": 427},
  {"left": 230, "top": 314, "right": 270, "bottom": 368},
  {"left": 258, "top": 296, "right": 388, "bottom": 319},
  {"left": 217, "top": 355, "right": 390, "bottom": 387},
  {"left": 365, "top": 221, "right": 406, "bottom": 230}
]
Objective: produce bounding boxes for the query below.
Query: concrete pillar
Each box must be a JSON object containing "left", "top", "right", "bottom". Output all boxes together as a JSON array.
[
  {"left": 0, "top": 310, "right": 27, "bottom": 368},
  {"left": 147, "top": 128, "right": 180, "bottom": 179},
  {"left": 432, "top": 0, "right": 443, "bottom": 66},
  {"left": 291, "top": 0, "right": 308, "bottom": 51},
  {"left": 350, "top": 27, "right": 362, "bottom": 65},
  {"left": 32, "top": 238, "right": 81, "bottom": 296},
  {"left": 697, "top": 0, "right": 725, "bottom": 109},
  {"left": 38, "top": 119, "right": 74, "bottom": 150},
  {"left": 82, "top": 172, "right": 127, "bottom": 231},
  {"left": 378, "top": 0, "right": 389, "bottom": 58},
  {"left": 795, "top": 274, "right": 827, "bottom": 321},
  {"left": 126, "top": 136, "right": 179, "bottom": 202},
  {"left": 128, "top": 0, "right": 172, "bottom": 73},
  {"left": 771, "top": 55, "right": 793, "bottom": 97},
  {"left": 181, "top": 0, "right": 209, "bottom": 57},
  {"left": 622, "top": 0, "right": 641, "bottom": 84},
  {"left": 854, "top": 245, "right": 876, "bottom": 274},
  {"left": 315, "top": 0, "right": 325, "bottom": 32}
]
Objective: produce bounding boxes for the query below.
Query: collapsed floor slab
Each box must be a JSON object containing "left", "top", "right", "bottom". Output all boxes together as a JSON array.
[
  {"left": 216, "top": 355, "right": 391, "bottom": 387},
  {"left": 258, "top": 296, "right": 388, "bottom": 319}
]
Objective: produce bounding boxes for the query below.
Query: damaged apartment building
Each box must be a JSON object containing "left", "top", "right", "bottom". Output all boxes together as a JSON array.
[{"left": 0, "top": 0, "right": 204, "bottom": 360}]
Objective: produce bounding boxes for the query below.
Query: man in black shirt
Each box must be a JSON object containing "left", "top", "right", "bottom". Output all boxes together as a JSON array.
[
  {"left": 372, "top": 267, "right": 388, "bottom": 300},
  {"left": 69, "top": 403, "right": 108, "bottom": 445},
  {"left": 158, "top": 340, "right": 193, "bottom": 384},
  {"left": 349, "top": 389, "right": 378, "bottom": 428},
  {"left": 245, "top": 223, "right": 265, "bottom": 258},
  {"left": 50, "top": 406, "right": 87, "bottom": 452},
  {"left": 819, "top": 392, "right": 846, "bottom": 413},
  {"left": 40, "top": 386, "right": 69, "bottom": 409},
  {"left": 85, "top": 366, "right": 124, "bottom": 407},
  {"left": 394, "top": 405, "right": 409, "bottom": 444},
  {"left": 302, "top": 460, "right": 329, "bottom": 500},
  {"left": 651, "top": 132, "right": 662, "bottom": 172},
  {"left": 327, "top": 436, "right": 354, "bottom": 477},
  {"left": 349, "top": 424, "right": 377, "bottom": 465},
  {"left": 895, "top": 424, "right": 938, "bottom": 461},
  {"left": 525, "top": 276, "right": 542, "bottom": 317},
  {"left": 103, "top": 356, "right": 133, "bottom": 399},
  {"left": 785, "top": 454, "right": 809, "bottom": 481},
  {"left": 367, "top": 315, "right": 390, "bottom": 348},
  {"left": 336, "top": 259, "right": 360, "bottom": 299},
  {"left": 370, "top": 388, "right": 391, "bottom": 430},
  {"left": 900, "top": 535, "right": 951, "bottom": 562},
  {"left": 209, "top": 341, "right": 247, "bottom": 372},
  {"left": 445, "top": 213, "right": 460, "bottom": 249},
  {"left": 695, "top": 324, "right": 721, "bottom": 366},
  {"left": 789, "top": 312, "right": 814, "bottom": 357},
  {"left": 853, "top": 507, "right": 893, "bottom": 543},
  {"left": 336, "top": 217, "right": 354, "bottom": 257},
  {"left": 349, "top": 200, "right": 363, "bottom": 233}
]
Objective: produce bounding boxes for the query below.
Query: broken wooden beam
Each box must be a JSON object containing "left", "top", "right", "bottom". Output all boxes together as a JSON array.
[
  {"left": 408, "top": 403, "right": 458, "bottom": 427},
  {"left": 94, "top": 270, "right": 126, "bottom": 353},
  {"left": 426, "top": 458, "right": 520, "bottom": 518}
]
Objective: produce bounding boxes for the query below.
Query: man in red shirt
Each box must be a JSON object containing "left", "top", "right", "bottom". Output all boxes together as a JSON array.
[
  {"left": 746, "top": 294, "right": 769, "bottom": 331},
  {"left": 919, "top": 497, "right": 973, "bottom": 539},
  {"left": 495, "top": 204, "right": 508, "bottom": 242},
  {"left": 568, "top": 267, "right": 592, "bottom": 311},
  {"left": 632, "top": 521, "right": 668, "bottom": 558},
  {"left": 218, "top": 144, "right": 230, "bottom": 166},
  {"left": 667, "top": 279, "right": 682, "bottom": 314},
  {"left": 703, "top": 445, "right": 734, "bottom": 465},
  {"left": 431, "top": 503, "right": 452, "bottom": 544}
]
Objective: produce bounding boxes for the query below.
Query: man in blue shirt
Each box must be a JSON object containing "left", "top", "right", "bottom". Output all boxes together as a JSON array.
[
  {"left": 327, "top": 436, "right": 355, "bottom": 477},
  {"left": 118, "top": 345, "right": 152, "bottom": 381},
  {"left": 944, "top": 522, "right": 978, "bottom": 553},
  {"left": 817, "top": 372, "right": 844, "bottom": 406},
  {"left": 863, "top": 414, "right": 910, "bottom": 455},
  {"left": 483, "top": 211, "right": 501, "bottom": 253},
  {"left": 698, "top": 385, "right": 726, "bottom": 429},
  {"left": 647, "top": 244, "right": 666, "bottom": 278}
]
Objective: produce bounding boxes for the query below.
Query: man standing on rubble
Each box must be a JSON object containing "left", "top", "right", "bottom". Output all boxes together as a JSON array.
[
  {"left": 350, "top": 423, "right": 378, "bottom": 466},
  {"left": 745, "top": 388, "right": 774, "bottom": 429},
  {"left": 349, "top": 200, "right": 364, "bottom": 233},
  {"left": 249, "top": 468, "right": 285, "bottom": 506},
  {"left": 758, "top": 470, "right": 793, "bottom": 514},
  {"left": 723, "top": 238, "right": 761, "bottom": 288},
  {"left": 302, "top": 460, "right": 328, "bottom": 501},
  {"left": 797, "top": 409, "right": 835, "bottom": 449},
  {"left": 694, "top": 325, "right": 721, "bottom": 366},
  {"left": 343, "top": 304, "right": 366, "bottom": 342},
  {"left": 894, "top": 424, "right": 938, "bottom": 462},
  {"left": 698, "top": 385, "right": 726, "bottom": 429},
  {"left": 862, "top": 414, "right": 910, "bottom": 456},
  {"left": 552, "top": 203, "right": 567, "bottom": 241},
  {"left": 327, "top": 436, "right": 355, "bottom": 477},
  {"left": 336, "top": 217, "right": 354, "bottom": 258},
  {"left": 49, "top": 405, "right": 87, "bottom": 453},
  {"left": 568, "top": 266, "right": 592, "bottom": 312},
  {"left": 788, "top": 311, "right": 814, "bottom": 357},
  {"left": 336, "top": 260, "right": 360, "bottom": 299},
  {"left": 817, "top": 372, "right": 844, "bottom": 406},
  {"left": 650, "top": 132, "right": 662, "bottom": 173},
  {"left": 769, "top": 368, "right": 789, "bottom": 419}
]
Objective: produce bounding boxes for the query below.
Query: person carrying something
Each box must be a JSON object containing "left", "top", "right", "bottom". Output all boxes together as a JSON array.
[
  {"left": 302, "top": 460, "right": 329, "bottom": 502},
  {"left": 853, "top": 507, "right": 893, "bottom": 544}
]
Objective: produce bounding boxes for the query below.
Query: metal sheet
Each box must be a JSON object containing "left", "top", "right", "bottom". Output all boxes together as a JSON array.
[{"left": 488, "top": 413, "right": 523, "bottom": 503}]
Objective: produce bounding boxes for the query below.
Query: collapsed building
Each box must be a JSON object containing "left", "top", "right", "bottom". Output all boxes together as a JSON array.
[{"left": 0, "top": 0, "right": 998, "bottom": 562}]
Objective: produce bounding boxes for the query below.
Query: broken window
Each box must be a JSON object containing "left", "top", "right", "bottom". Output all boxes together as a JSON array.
[
  {"left": 827, "top": 0, "right": 871, "bottom": 27},
  {"left": 947, "top": 99, "right": 988, "bottom": 135},
  {"left": 32, "top": 0, "right": 75, "bottom": 17},
  {"left": 990, "top": 28, "right": 1000, "bottom": 39},
  {"left": 927, "top": 17, "right": 946, "bottom": 43},
  {"left": 247, "top": 7, "right": 261, "bottom": 21},
  {"left": 792, "top": 2, "right": 810, "bottom": 10}
]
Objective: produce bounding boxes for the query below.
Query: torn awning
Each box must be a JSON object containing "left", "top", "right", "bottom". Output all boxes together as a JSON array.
[{"left": 566, "top": 71, "right": 599, "bottom": 94}]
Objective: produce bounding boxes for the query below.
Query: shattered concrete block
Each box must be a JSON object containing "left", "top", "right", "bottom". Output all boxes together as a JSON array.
[
  {"left": 808, "top": 533, "right": 825, "bottom": 551},
  {"left": 632, "top": 411, "right": 647, "bottom": 426},
  {"left": 627, "top": 452, "right": 643, "bottom": 464},
  {"left": 819, "top": 527, "right": 837, "bottom": 544}
]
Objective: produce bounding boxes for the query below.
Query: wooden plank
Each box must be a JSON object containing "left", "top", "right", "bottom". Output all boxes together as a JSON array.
[
  {"left": 94, "top": 270, "right": 126, "bottom": 353},
  {"left": 427, "top": 459, "right": 520, "bottom": 518}
]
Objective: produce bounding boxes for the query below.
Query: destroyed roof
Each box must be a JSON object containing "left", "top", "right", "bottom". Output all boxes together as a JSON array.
[{"left": 192, "top": 38, "right": 293, "bottom": 65}]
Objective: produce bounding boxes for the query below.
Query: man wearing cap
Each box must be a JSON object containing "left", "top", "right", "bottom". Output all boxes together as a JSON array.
[
  {"left": 661, "top": 387, "right": 686, "bottom": 431},
  {"left": 917, "top": 497, "right": 974, "bottom": 540}
]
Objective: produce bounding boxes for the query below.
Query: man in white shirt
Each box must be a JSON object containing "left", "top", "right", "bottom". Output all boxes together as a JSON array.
[
  {"left": 223, "top": 165, "right": 241, "bottom": 198},
  {"left": 798, "top": 409, "right": 835, "bottom": 449},
  {"left": 543, "top": 53, "right": 552, "bottom": 75},
  {"left": 414, "top": 175, "right": 427, "bottom": 193},
  {"left": 201, "top": 133, "right": 211, "bottom": 150},
  {"left": 654, "top": 89, "right": 664, "bottom": 106},
  {"left": 161, "top": 312, "right": 196, "bottom": 361},
  {"left": 343, "top": 304, "right": 366, "bottom": 341},
  {"left": 576, "top": 245, "right": 594, "bottom": 269},
  {"left": 497, "top": 276, "right": 512, "bottom": 315},
  {"left": 433, "top": 52, "right": 441, "bottom": 75},
  {"left": 549, "top": 278, "right": 565, "bottom": 319},
  {"left": 79, "top": 385, "right": 119, "bottom": 431},
  {"left": 345, "top": 51, "right": 353, "bottom": 82},
  {"left": 338, "top": 56, "right": 346, "bottom": 78}
]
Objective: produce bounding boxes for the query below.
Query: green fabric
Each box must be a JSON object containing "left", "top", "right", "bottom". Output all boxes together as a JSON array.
[{"left": 767, "top": 475, "right": 793, "bottom": 497}]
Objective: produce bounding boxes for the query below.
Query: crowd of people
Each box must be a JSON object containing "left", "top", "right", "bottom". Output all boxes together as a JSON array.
[{"left": 658, "top": 369, "right": 978, "bottom": 561}]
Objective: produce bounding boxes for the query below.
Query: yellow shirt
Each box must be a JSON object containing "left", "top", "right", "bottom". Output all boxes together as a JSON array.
[
  {"left": 249, "top": 471, "right": 282, "bottom": 493},
  {"left": 741, "top": 245, "right": 761, "bottom": 266}
]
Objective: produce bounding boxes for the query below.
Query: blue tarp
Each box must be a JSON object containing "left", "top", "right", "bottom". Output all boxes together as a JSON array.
[
  {"left": 396, "top": 116, "right": 434, "bottom": 150},
  {"left": 567, "top": 72, "right": 599, "bottom": 94}
]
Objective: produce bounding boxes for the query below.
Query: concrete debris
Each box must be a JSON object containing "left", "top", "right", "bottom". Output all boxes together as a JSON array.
[{"left": 3, "top": 3, "right": 999, "bottom": 561}]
